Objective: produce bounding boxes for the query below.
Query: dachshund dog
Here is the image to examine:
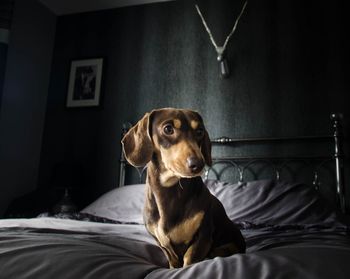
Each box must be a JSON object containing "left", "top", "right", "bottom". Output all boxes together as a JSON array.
[{"left": 122, "top": 108, "right": 245, "bottom": 268}]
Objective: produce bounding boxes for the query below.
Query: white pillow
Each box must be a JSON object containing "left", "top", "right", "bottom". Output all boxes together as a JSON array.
[{"left": 81, "top": 184, "right": 145, "bottom": 224}]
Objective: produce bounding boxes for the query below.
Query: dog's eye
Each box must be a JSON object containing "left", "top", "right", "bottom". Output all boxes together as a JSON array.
[
  {"left": 196, "top": 128, "right": 204, "bottom": 138},
  {"left": 163, "top": 124, "right": 174, "bottom": 135}
]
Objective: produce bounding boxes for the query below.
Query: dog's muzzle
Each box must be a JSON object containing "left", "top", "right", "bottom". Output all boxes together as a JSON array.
[{"left": 187, "top": 156, "right": 205, "bottom": 175}]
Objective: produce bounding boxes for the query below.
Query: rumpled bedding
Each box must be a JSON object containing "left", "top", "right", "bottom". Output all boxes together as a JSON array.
[{"left": 1, "top": 180, "right": 349, "bottom": 279}]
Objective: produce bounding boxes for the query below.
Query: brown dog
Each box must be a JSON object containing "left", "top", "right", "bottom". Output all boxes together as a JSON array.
[{"left": 122, "top": 108, "right": 245, "bottom": 268}]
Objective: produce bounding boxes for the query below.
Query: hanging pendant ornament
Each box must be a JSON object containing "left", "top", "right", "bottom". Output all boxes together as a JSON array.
[
  {"left": 217, "top": 47, "right": 230, "bottom": 78},
  {"left": 195, "top": 1, "right": 248, "bottom": 79}
]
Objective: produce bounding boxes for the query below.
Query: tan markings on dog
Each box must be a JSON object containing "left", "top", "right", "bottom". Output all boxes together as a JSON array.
[
  {"left": 169, "top": 211, "right": 204, "bottom": 244},
  {"left": 173, "top": 119, "right": 181, "bottom": 129},
  {"left": 160, "top": 169, "right": 180, "bottom": 187},
  {"left": 183, "top": 239, "right": 212, "bottom": 266},
  {"left": 149, "top": 223, "right": 179, "bottom": 263},
  {"left": 154, "top": 225, "right": 171, "bottom": 248},
  {"left": 190, "top": 120, "right": 199, "bottom": 130},
  {"left": 183, "top": 245, "right": 195, "bottom": 267},
  {"left": 161, "top": 141, "right": 203, "bottom": 178}
]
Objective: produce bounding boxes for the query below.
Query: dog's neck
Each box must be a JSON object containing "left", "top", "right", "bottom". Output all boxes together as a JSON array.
[
  {"left": 147, "top": 160, "right": 179, "bottom": 188},
  {"left": 146, "top": 160, "right": 203, "bottom": 193},
  {"left": 146, "top": 160, "right": 205, "bottom": 229},
  {"left": 147, "top": 154, "right": 180, "bottom": 187}
]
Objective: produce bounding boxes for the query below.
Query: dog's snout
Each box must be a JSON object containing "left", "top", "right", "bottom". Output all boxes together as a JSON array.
[{"left": 187, "top": 156, "right": 204, "bottom": 174}]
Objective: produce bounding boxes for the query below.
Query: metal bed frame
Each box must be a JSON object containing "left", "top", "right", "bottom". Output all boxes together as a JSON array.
[{"left": 119, "top": 113, "right": 346, "bottom": 213}]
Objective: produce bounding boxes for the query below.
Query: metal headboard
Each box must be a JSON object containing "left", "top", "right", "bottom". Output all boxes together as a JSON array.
[{"left": 119, "top": 113, "right": 345, "bottom": 213}]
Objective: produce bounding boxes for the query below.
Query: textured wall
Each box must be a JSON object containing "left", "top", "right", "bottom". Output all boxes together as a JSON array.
[
  {"left": 38, "top": 0, "right": 349, "bottom": 208},
  {"left": 0, "top": 44, "right": 7, "bottom": 107}
]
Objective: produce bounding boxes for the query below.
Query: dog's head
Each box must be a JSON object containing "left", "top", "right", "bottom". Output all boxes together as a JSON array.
[{"left": 122, "top": 108, "right": 211, "bottom": 183}]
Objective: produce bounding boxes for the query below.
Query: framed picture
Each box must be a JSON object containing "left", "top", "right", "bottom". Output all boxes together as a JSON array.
[{"left": 66, "top": 58, "right": 104, "bottom": 107}]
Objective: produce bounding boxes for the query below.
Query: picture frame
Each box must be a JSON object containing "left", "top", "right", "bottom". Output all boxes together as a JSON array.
[{"left": 66, "top": 58, "right": 104, "bottom": 107}]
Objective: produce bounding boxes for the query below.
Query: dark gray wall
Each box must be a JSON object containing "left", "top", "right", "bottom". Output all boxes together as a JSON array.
[
  {"left": 0, "top": 43, "right": 7, "bottom": 107},
  {"left": 0, "top": 0, "right": 14, "bottom": 110},
  {"left": 38, "top": 0, "right": 349, "bottom": 209},
  {"left": 0, "top": 0, "right": 56, "bottom": 216}
]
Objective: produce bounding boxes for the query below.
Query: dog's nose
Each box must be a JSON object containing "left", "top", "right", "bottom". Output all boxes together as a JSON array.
[{"left": 187, "top": 156, "right": 204, "bottom": 174}]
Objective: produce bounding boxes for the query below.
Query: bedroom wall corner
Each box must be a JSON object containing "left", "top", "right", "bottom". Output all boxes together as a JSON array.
[{"left": 0, "top": 0, "right": 56, "bottom": 217}]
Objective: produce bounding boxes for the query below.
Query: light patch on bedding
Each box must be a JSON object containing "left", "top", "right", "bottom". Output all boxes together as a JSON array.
[{"left": 0, "top": 217, "right": 152, "bottom": 241}]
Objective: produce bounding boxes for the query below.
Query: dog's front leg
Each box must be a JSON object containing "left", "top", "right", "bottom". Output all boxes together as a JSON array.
[
  {"left": 158, "top": 245, "right": 181, "bottom": 268},
  {"left": 152, "top": 225, "right": 181, "bottom": 268},
  {"left": 183, "top": 232, "right": 212, "bottom": 267}
]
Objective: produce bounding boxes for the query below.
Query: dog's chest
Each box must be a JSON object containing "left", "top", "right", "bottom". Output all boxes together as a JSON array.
[{"left": 151, "top": 211, "right": 205, "bottom": 247}]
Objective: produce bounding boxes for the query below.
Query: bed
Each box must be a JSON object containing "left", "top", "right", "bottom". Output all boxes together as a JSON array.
[{"left": 0, "top": 114, "right": 349, "bottom": 279}]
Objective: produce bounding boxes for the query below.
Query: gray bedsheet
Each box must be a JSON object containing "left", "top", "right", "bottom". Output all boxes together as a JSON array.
[{"left": 1, "top": 217, "right": 349, "bottom": 279}]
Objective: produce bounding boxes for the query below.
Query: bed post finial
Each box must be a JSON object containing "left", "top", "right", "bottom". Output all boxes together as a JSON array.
[
  {"left": 330, "top": 113, "right": 346, "bottom": 213},
  {"left": 119, "top": 122, "right": 132, "bottom": 187}
]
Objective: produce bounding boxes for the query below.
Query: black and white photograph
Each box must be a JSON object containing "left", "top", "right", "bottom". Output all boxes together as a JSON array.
[{"left": 66, "top": 58, "right": 103, "bottom": 107}]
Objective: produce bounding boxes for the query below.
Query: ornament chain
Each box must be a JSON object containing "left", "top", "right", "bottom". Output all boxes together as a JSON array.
[{"left": 195, "top": 1, "right": 248, "bottom": 57}]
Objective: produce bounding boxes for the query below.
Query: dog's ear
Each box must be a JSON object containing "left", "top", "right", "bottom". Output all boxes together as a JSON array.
[
  {"left": 201, "top": 130, "right": 212, "bottom": 166},
  {"left": 121, "top": 112, "right": 154, "bottom": 167}
]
